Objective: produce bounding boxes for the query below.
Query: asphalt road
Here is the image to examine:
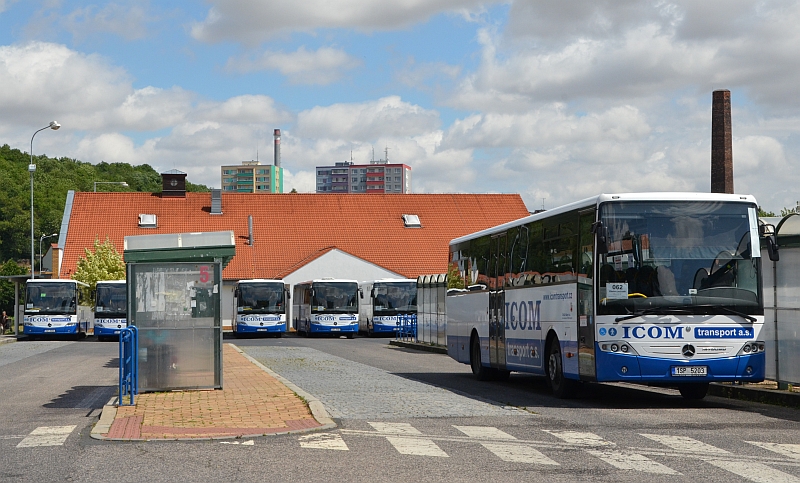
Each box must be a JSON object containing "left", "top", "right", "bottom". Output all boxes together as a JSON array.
[{"left": 0, "top": 334, "right": 798, "bottom": 483}]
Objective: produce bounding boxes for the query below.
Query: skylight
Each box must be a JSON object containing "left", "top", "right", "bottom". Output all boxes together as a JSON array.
[{"left": 402, "top": 214, "right": 421, "bottom": 228}]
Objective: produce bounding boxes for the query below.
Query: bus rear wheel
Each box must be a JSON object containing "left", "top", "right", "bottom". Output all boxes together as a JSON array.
[
  {"left": 678, "top": 383, "right": 709, "bottom": 400},
  {"left": 470, "top": 336, "right": 493, "bottom": 381}
]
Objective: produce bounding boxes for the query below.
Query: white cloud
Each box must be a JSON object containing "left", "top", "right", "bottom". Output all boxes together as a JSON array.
[
  {"left": 296, "top": 96, "right": 440, "bottom": 141},
  {"left": 225, "top": 46, "right": 361, "bottom": 85},
  {"left": 191, "top": 0, "right": 496, "bottom": 43},
  {"left": 61, "top": 3, "right": 152, "bottom": 41}
]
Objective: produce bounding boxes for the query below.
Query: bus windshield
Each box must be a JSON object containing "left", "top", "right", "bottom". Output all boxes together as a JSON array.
[
  {"left": 312, "top": 282, "right": 358, "bottom": 313},
  {"left": 95, "top": 284, "right": 126, "bottom": 317},
  {"left": 26, "top": 282, "right": 77, "bottom": 315},
  {"left": 238, "top": 283, "right": 286, "bottom": 314},
  {"left": 597, "top": 201, "right": 762, "bottom": 317},
  {"left": 373, "top": 282, "right": 417, "bottom": 313}
]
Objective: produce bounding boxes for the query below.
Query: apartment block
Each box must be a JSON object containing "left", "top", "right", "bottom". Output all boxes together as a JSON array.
[
  {"left": 221, "top": 161, "right": 284, "bottom": 193},
  {"left": 316, "top": 161, "right": 411, "bottom": 193}
]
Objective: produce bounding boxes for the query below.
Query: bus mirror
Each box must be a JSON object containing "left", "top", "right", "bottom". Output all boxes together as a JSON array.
[
  {"left": 760, "top": 223, "right": 779, "bottom": 262},
  {"left": 285, "top": 289, "right": 291, "bottom": 300},
  {"left": 592, "top": 222, "right": 609, "bottom": 254},
  {"left": 359, "top": 288, "right": 364, "bottom": 299},
  {"left": 370, "top": 288, "right": 375, "bottom": 299}
]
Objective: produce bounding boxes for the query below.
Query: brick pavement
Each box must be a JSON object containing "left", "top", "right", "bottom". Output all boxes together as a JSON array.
[{"left": 99, "top": 344, "right": 327, "bottom": 440}]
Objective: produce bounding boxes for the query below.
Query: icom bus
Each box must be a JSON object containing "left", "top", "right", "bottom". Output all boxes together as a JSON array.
[
  {"left": 23, "top": 279, "right": 93, "bottom": 339},
  {"left": 233, "top": 279, "right": 289, "bottom": 337},
  {"left": 94, "top": 280, "right": 127, "bottom": 341},
  {"left": 293, "top": 279, "right": 360, "bottom": 338},
  {"left": 447, "top": 193, "right": 776, "bottom": 400},
  {"left": 359, "top": 279, "right": 417, "bottom": 336}
]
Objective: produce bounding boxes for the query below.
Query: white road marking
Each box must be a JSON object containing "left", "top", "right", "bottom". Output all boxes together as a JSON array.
[
  {"left": 454, "top": 426, "right": 516, "bottom": 440},
  {"left": 543, "top": 430, "right": 615, "bottom": 447},
  {"left": 640, "top": 434, "right": 729, "bottom": 455},
  {"left": 585, "top": 449, "right": 680, "bottom": 475},
  {"left": 385, "top": 436, "right": 448, "bottom": 457},
  {"left": 17, "top": 425, "right": 76, "bottom": 448},
  {"left": 299, "top": 432, "right": 349, "bottom": 451},
  {"left": 220, "top": 440, "right": 254, "bottom": 445},
  {"left": 368, "top": 422, "right": 422, "bottom": 435},
  {"left": 482, "top": 442, "right": 560, "bottom": 465},
  {"left": 748, "top": 442, "right": 800, "bottom": 460},
  {"left": 705, "top": 460, "right": 800, "bottom": 483}
]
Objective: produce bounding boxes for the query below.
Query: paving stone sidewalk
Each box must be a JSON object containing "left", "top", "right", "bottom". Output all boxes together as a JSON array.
[{"left": 93, "top": 344, "right": 333, "bottom": 441}]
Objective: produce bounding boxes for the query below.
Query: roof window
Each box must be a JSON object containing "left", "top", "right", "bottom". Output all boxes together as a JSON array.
[
  {"left": 138, "top": 214, "right": 157, "bottom": 228},
  {"left": 402, "top": 214, "right": 421, "bottom": 228}
]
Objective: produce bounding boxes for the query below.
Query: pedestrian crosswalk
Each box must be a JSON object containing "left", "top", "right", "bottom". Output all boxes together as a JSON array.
[
  {"left": 299, "top": 424, "right": 800, "bottom": 482},
  {"left": 16, "top": 426, "right": 76, "bottom": 448}
]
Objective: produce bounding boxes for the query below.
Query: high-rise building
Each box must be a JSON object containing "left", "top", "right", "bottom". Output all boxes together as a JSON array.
[
  {"left": 221, "top": 161, "right": 283, "bottom": 193},
  {"left": 316, "top": 160, "right": 412, "bottom": 194}
]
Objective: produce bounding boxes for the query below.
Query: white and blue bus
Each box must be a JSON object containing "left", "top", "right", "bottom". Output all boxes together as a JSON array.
[
  {"left": 94, "top": 280, "right": 127, "bottom": 341},
  {"left": 233, "top": 279, "right": 289, "bottom": 337},
  {"left": 359, "top": 279, "right": 417, "bottom": 336},
  {"left": 24, "top": 279, "right": 93, "bottom": 339},
  {"left": 293, "top": 279, "right": 360, "bottom": 338},
  {"left": 447, "top": 193, "right": 775, "bottom": 400}
]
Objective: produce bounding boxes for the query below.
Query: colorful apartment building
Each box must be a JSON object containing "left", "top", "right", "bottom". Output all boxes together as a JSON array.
[
  {"left": 221, "top": 161, "right": 283, "bottom": 193},
  {"left": 316, "top": 161, "right": 411, "bottom": 193}
]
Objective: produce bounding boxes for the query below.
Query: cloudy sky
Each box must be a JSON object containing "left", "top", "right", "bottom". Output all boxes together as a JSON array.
[{"left": 2, "top": 1, "right": 800, "bottom": 212}]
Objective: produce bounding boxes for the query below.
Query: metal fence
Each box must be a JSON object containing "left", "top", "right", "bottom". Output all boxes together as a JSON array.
[{"left": 118, "top": 326, "right": 138, "bottom": 406}]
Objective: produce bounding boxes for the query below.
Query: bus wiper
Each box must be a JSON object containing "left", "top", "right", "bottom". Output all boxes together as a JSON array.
[
  {"left": 692, "top": 304, "right": 757, "bottom": 323},
  {"left": 615, "top": 307, "right": 692, "bottom": 323}
]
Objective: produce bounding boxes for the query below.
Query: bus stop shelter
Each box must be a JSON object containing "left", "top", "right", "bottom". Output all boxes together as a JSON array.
[
  {"left": 0, "top": 275, "right": 32, "bottom": 336},
  {"left": 124, "top": 231, "right": 235, "bottom": 392}
]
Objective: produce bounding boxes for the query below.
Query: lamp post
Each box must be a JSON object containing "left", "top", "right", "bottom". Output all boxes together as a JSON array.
[
  {"left": 39, "top": 233, "right": 58, "bottom": 277},
  {"left": 30, "top": 121, "right": 60, "bottom": 280},
  {"left": 93, "top": 181, "right": 129, "bottom": 192}
]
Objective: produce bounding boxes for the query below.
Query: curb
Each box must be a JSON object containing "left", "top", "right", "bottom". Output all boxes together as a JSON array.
[
  {"left": 388, "top": 339, "right": 447, "bottom": 354},
  {"left": 231, "top": 344, "right": 337, "bottom": 430},
  {"left": 709, "top": 383, "right": 800, "bottom": 408}
]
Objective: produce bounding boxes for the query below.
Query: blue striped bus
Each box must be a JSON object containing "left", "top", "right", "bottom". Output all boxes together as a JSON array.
[{"left": 446, "top": 193, "right": 775, "bottom": 400}]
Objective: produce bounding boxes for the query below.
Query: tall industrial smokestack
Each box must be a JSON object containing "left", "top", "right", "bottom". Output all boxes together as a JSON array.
[
  {"left": 274, "top": 129, "right": 281, "bottom": 168},
  {"left": 711, "top": 90, "right": 733, "bottom": 194}
]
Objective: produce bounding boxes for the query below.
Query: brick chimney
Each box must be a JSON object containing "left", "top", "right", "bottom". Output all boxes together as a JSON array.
[{"left": 711, "top": 90, "right": 733, "bottom": 193}]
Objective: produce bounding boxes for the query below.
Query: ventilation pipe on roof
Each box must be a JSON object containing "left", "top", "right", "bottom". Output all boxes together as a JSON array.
[{"left": 248, "top": 215, "right": 254, "bottom": 246}]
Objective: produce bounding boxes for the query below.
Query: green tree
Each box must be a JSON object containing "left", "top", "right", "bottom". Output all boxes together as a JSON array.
[
  {"left": 758, "top": 207, "right": 776, "bottom": 217},
  {"left": 0, "top": 260, "right": 27, "bottom": 315},
  {"left": 71, "top": 237, "right": 125, "bottom": 292}
]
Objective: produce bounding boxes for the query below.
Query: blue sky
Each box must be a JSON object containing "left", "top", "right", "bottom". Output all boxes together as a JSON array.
[{"left": 2, "top": 1, "right": 800, "bottom": 212}]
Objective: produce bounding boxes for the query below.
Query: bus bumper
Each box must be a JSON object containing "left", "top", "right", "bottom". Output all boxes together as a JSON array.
[
  {"left": 24, "top": 325, "right": 80, "bottom": 335},
  {"left": 309, "top": 323, "right": 358, "bottom": 334},
  {"left": 95, "top": 326, "right": 126, "bottom": 337},
  {"left": 372, "top": 323, "right": 401, "bottom": 333},
  {"left": 235, "top": 322, "right": 286, "bottom": 334},
  {"left": 594, "top": 350, "right": 766, "bottom": 383}
]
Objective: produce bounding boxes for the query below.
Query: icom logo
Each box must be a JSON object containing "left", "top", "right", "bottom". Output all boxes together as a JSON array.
[{"left": 622, "top": 325, "right": 685, "bottom": 340}]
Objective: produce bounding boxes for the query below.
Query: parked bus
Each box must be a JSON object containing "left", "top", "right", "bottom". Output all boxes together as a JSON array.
[
  {"left": 233, "top": 279, "right": 289, "bottom": 337},
  {"left": 447, "top": 193, "right": 776, "bottom": 400},
  {"left": 293, "top": 279, "right": 360, "bottom": 338},
  {"left": 94, "top": 280, "right": 127, "bottom": 341},
  {"left": 23, "top": 279, "right": 93, "bottom": 339},
  {"left": 359, "top": 279, "right": 417, "bottom": 336}
]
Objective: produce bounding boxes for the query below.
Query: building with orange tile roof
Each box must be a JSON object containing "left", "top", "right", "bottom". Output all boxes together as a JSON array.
[{"left": 55, "top": 173, "right": 530, "bottom": 328}]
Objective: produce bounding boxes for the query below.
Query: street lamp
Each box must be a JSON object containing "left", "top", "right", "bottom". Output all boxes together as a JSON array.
[
  {"left": 30, "top": 121, "right": 60, "bottom": 280},
  {"left": 39, "top": 233, "right": 58, "bottom": 277},
  {"left": 93, "top": 181, "right": 129, "bottom": 192}
]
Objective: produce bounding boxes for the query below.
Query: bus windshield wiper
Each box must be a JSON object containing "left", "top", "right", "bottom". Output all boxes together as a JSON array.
[
  {"left": 615, "top": 307, "right": 692, "bottom": 323},
  {"left": 692, "top": 304, "right": 757, "bottom": 323}
]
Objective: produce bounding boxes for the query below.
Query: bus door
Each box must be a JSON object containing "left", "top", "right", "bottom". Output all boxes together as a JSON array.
[
  {"left": 489, "top": 233, "right": 507, "bottom": 370},
  {"left": 578, "top": 210, "right": 596, "bottom": 380}
]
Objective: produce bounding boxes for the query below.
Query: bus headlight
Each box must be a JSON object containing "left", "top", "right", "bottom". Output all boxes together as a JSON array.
[
  {"left": 599, "top": 341, "right": 638, "bottom": 355},
  {"left": 738, "top": 341, "right": 765, "bottom": 356}
]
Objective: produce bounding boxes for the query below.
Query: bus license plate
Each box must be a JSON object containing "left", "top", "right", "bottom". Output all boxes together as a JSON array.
[
  {"left": 331, "top": 328, "right": 340, "bottom": 331},
  {"left": 257, "top": 328, "right": 267, "bottom": 331},
  {"left": 44, "top": 329, "right": 55, "bottom": 333},
  {"left": 672, "top": 366, "right": 707, "bottom": 376}
]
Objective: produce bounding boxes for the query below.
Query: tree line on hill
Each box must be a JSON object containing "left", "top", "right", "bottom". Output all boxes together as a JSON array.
[{"left": 0, "top": 143, "right": 209, "bottom": 314}]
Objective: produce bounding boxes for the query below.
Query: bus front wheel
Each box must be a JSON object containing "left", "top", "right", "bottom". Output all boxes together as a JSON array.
[
  {"left": 678, "top": 383, "right": 709, "bottom": 400},
  {"left": 547, "top": 338, "right": 577, "bottom": 399}
]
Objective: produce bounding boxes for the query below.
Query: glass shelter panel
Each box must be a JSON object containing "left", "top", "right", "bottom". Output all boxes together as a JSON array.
[{"left": 129, "top": 262, "right": 222, "bottom": 392}]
